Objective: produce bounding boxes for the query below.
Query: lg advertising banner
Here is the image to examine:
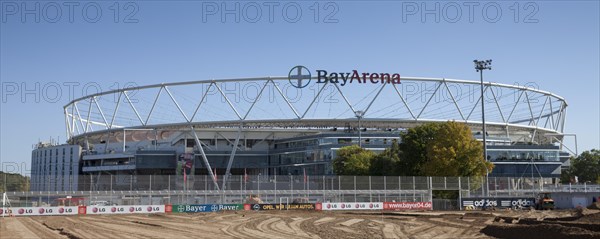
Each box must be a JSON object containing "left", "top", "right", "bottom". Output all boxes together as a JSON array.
[
  {"left": 383, "top": 202, "right": 433, "bottom": 211},
  {"left": 245, "top": 203, "right": 315, "bottom": 211},
  {"left": 86, "top": 205, "right": 165, "bottom": 215},
  {"left": 172, "top": 204, "right": 243, "bottom": 213},
  {"left": 0, "top": 206, "right": 78, "bottom": 216},
  {"left": 320, "top": 202, "right": 383, "bottom": 211}
]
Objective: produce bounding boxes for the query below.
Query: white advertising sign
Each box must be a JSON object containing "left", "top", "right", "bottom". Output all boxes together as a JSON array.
[
  {"left": 86, "top": 205, "right": 165, "bottom": 214},
  {"left": 321, "top": 202, "right": 383, "bottom": 211},
  {"left": 0, "top": 206, "right": 78, "bottom": 216}
]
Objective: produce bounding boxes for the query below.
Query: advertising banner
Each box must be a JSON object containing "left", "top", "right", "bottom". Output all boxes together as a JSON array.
[
  {"left": 0, "top": 206, "right": 78, "bottom": 216},
  {"left": 383, "top": 202, "right": 432, "bottom": 210},
  {"left": 320, "top": 202, "right": 383, "bottom": 211},
  {"left": 461, "top": 198, "right": 535, "bottom": 209},
  {"left": 245, "top": 203, "right": 315, "bottom": 211},
  {"left": 86, "top": 205, "right": 165, "bottom": 215},
  {"left": 172, "top": 204, "right": 243, "bottom": 213}
]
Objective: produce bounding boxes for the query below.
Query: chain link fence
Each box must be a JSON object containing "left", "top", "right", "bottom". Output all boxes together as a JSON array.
[{"left": 3, "top": 175, "right": 599, "bottom": 208}]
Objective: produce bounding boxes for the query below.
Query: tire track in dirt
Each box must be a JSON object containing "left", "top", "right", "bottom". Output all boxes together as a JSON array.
[
  {"left": 18, "top": 217, "right": 67, "bottom": 239},
  {"left": 222, "top": 214, "right": 272, "bottom": 238},
  {"left": 1, "top": 218, "right": 54, "bottom": 239},
  {"left": 63, "top": 216, "right": 175, "bottom": 239},
  {"left": 288, "top": 217, "right": 319, "bottom": 239},
  {"left": 129, "top": 214, "right": 235, "bottom": 239},
  {"left": 59, "top": 216, "right": 143, "bottom": 239}
]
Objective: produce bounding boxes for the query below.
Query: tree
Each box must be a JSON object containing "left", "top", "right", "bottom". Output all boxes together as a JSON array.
[
  {"left": 398, "top": 122, "right": 442, "bottom": 176},
  {"left": 562, "top": 149, "right": 600, "bottom": 183},
  {"left": 333, "top": 145, "right": 375, "bottom": 175},
  {"left": 422, "top": 121, "right": 493, "bottom": 177},
  {"left": 0, "top": 171, "right": 30, "bottom": 192},
  {"left": 370, "top": 141, "right": 401, "bottom": 176}
]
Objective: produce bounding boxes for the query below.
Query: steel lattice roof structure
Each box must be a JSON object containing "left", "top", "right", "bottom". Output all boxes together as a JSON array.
[{"left": 64, "top": 76, "right": 567, "bottom": 144}]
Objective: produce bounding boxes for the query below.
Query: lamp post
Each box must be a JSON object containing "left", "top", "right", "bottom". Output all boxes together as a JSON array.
[
  {"left": 474, "top": 59, "right": 492, "bottom": 197},
  {"left": 355, "top": 110, "right": 364, "bottom": 148}
]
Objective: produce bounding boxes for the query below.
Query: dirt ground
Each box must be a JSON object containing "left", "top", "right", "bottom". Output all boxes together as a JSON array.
[{"left": 1, "top": 208, "right": 599, "bottom": 239}]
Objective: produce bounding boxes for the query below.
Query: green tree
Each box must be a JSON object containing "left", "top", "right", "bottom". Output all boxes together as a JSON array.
[
  {"left": 333, "top": 145, "right": 375, "bottom": 175},
  {"left": 398, "top": 122, "right": 442, "bottom": 176},
  {"left": 563, "top": 149, "right": 600, "bottom": 183},
  {"left": 370, "top": 141, "right": 401, "bottom": 176},
  {"left": 422, "top": 121, "right": 493, "bottom": 177},
  {"left": 0, "top": 171, "right": 30, "bottom": 192}
]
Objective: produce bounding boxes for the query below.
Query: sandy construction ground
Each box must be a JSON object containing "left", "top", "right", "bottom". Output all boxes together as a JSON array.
[{"left": 1, "top": 209, "right": 599, "bottom": 239}]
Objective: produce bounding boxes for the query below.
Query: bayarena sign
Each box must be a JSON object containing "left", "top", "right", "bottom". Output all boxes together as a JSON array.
[{"left": 288, "top": 65, "right": 401, "bottom": 88}]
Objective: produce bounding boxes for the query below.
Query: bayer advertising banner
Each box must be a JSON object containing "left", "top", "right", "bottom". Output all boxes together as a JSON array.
[
  {"left": 172, "top": 204, "right": 243, "bottom": 213},
  {"left": 0, "top": 206, "right": 78, "bottom": 216},
  {"left": 319, "top": 202, "right": 383, "bottom": 211},
  {"left": 85, "top": 205, "right": 165, "bottom": 215}
]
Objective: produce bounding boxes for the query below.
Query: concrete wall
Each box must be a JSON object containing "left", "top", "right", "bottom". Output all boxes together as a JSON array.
[{"left": 551, "top": 192, "right": 600, "bottom": 209}]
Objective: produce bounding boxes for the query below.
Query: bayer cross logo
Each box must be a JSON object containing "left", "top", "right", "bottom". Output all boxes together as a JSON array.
[
  {"left": 211, "top": 205, "right": 218, "bottom": 212},
  {"left": 288, "top": 65, "right": 311, "bottom": 88}
]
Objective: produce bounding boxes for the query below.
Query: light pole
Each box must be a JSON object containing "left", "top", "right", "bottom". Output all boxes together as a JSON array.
[
  {"left": 474, "top": 59, "right": 492, "bottom": 197},
  {"left": 355, "top": 110, "right": 364, "bottom": 148}
]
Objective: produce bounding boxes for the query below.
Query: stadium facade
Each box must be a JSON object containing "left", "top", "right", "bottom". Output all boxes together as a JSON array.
[{"left": 30, "top": 72, "right": 571, "bottom": 191}]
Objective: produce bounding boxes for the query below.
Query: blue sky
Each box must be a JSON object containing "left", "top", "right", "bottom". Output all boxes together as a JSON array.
[{"left": 1, "top": 1, "right": 599, "bottom": 175}]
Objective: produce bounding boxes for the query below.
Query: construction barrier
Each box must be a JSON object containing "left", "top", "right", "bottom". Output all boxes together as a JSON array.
[{"left": 0, "top": 201, "right": 436, "bottom": 216}]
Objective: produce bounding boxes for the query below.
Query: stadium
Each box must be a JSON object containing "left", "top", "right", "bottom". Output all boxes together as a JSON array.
[{"left": 29, "top": 67, "right": 570, "bottom": 192}]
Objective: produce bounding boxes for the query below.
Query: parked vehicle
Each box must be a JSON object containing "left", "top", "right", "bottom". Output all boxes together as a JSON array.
[{"left": 535, "top": 192, "right": 555, "bottom": 210}]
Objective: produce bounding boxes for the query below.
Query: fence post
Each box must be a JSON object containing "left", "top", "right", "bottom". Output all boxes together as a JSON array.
[
  {"left": 458, "top": 177, "right": 462, "bottom": 210},
  {"left": 412, "top": 176, "right": 415, "bottom": 201},
  {"left": 322, "top": 175, "right": 325, "bottom": 202},
  {"left": 467, "top": 177, "right": 471, "bottom": 197},
  {"left": 354, "top": 176, "right": 357, "bottom": 202},
  {"left": 398, "top": 176, "right": 401, "bottom": 202},
  {"left": 384, "top": 176, "right": 387, "bottom": 202},
  {"left": 481, "top": 177, "right": 484, "bottom": 197},
  {"left": 429, "top": 177, "right": 433, "bottom": 203}
]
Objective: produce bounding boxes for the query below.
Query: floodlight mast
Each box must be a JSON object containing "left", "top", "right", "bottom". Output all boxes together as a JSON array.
[
  {"left": 474, "top": 59, "right": 492, "bottom": 197},
  {"left": 355, "top": 110, "right": 364, "bottom": 148}
]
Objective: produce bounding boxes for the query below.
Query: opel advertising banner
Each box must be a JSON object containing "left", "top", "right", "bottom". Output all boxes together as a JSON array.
[{"left": 245, "top": 203, "right": 315, "bottom": 211}]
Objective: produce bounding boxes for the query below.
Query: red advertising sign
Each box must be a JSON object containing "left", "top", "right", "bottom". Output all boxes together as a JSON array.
[
  {"left": 78, "top": 206, "right": 87, "bottom": 215},
  {"left": 383, "top": 202, "right": 432, "bottom": 211}
]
